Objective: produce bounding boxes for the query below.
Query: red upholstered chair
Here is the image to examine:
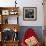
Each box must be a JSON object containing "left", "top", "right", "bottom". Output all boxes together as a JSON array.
[{"left": 21, "top": 28, "right": 41, "bottom": 46}]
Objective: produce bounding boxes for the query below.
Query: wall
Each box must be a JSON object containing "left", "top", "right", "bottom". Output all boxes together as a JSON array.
[
  {"left": 0, "top": 0, "right": 44, "bottom": 26},
  {"left": 18, "top": 0, "right": 44, "bottom": 26},
  {"left": 20, "top": 0, "right": 43, "bottom": 26}
]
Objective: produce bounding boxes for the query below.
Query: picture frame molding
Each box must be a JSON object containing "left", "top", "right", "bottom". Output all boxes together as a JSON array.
[{"left": 23, "top": 7, "right": 37, "bottom": 21}]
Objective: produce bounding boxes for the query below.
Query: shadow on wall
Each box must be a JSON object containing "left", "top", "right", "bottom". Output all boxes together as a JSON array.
[{"left": 18, "top": 26, "right": 43, "bottom": 44}]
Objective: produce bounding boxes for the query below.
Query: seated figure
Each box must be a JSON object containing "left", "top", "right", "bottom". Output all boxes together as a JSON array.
[{"left": 21, "top": 28, "right": 41, "bottom": 46}]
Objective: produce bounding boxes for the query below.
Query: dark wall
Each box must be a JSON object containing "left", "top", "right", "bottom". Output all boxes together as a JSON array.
[{"left": 18, "top": 26, "right": 44, "bottom": 43}]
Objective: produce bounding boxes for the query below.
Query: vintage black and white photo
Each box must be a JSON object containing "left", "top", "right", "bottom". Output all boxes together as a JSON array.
[{"left": 23, "top": 7, "right": 37, "bottom": 21}]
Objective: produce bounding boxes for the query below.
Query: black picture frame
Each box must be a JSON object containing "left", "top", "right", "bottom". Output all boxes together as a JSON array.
[{"left": 23, "top": 7, "right": 37, "bottom": 21}]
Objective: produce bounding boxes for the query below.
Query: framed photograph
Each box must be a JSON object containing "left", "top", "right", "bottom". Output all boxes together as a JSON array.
[
  {"left": 9, "top": 10, "right": 18, "bottom": 15},
  {"left": 23, "top": 7, "right": 37, "bottom": 21},
  {"left": 2, "top": 10, "right": 9, "bottom": 15}
]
